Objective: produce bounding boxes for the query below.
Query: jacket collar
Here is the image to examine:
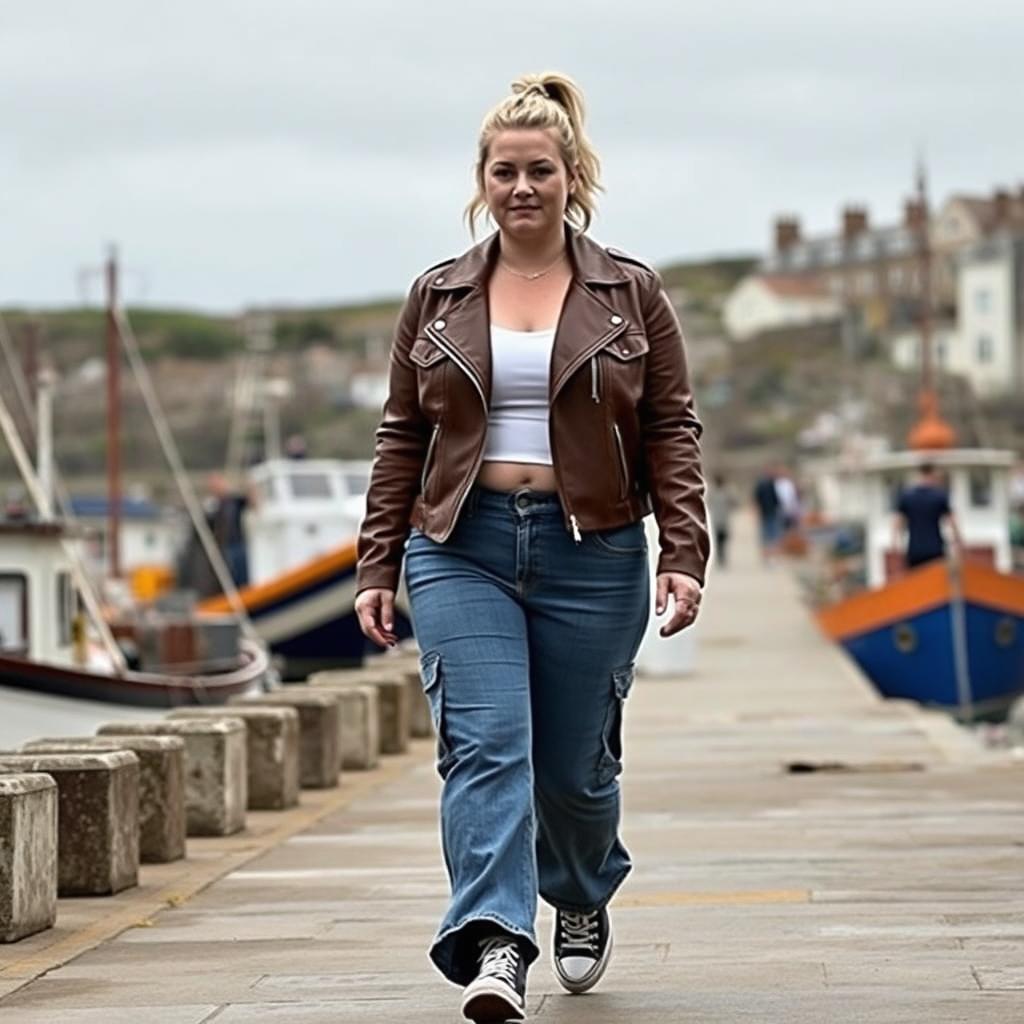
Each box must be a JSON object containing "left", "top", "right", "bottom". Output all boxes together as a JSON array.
[
  {"left": 430, "top": 223, "right": 631, "bottom": 292},
  {"left": 424, "top": 224, "right": 633, "bottom": 405}
]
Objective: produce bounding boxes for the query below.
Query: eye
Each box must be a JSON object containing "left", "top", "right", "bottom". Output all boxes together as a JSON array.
[{"left": 491, "top": 167, "right": 513, "bottom": 179}]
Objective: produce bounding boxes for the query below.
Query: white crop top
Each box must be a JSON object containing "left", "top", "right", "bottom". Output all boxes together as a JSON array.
[{"left": 482, "top": 324, "right": 555, "bottom": 465}]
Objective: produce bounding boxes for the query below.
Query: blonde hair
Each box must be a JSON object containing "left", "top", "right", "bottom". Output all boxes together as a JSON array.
[{"left": 465, "top": 72, "right": 603, "bottom": 237}]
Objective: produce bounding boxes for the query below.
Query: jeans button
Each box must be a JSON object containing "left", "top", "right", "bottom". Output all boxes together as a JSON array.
[{"left": 516, "top": 494, "right": 530, "bottom": 509}]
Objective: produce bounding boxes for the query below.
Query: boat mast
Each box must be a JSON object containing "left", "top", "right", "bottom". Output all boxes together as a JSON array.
[
  {"left": 105, "top": 246, "right": 122, "bottom": 578},
  {"left": 907, "top": 160, "right": 955, "bottom": 451}
]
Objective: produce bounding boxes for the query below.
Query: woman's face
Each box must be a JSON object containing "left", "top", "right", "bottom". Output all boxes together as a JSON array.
[{"left": 482, "top": 128, "right": 575, "bottom": 240}]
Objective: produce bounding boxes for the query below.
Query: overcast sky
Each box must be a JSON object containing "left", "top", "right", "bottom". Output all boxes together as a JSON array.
[{"left": 2, "top": 1, "right": 1021, "bottom": 312}]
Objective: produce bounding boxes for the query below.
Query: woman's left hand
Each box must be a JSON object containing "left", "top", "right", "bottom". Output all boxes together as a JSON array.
[{"left": 655, "top": 572, "right": 702, "bottom": 636}]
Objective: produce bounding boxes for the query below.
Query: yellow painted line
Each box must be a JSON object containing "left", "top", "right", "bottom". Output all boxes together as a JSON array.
[
  {"left": 617, "top": 889, "right": 809, "bottom": 908},
  {"left": 0, "top": 743, "right": 427, "bottom": 999}
]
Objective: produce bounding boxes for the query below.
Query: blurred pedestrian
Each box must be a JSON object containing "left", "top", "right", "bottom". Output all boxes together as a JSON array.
[
  {"left": 893, "top": 462, "right": 963, "bottom": 570},
  {"left": 204, "top": 472, "right": 250, "bottom": 588},
  {"left": 753, "top": 467, "right": 782, "bottom": 563},
  {"left": 354, "top": 71, "right": 709, "bottom": 1022},
  {"left": 708, "top": 472, "right": 736, "bottom": 568}
]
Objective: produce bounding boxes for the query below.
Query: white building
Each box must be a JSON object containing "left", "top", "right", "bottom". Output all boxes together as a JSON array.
[
  {"left": 723, "top": 274, "right": 841, "bottom": 342},
  {"left": 955, "top": 235, "right": 1024, "bottom": 396}
]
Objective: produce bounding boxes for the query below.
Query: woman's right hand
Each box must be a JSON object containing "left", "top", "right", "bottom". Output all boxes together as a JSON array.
[{"left": 355, "top": 588, "right": 398, "bottom": 648}]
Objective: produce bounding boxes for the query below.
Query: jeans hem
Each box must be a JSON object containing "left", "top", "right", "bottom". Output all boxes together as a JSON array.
[
  {"left": 429, "top": 913, "right": 540, "bottom": 987},
  {"left": 538, "top": 861, "right": 632, "bottom": 915}
]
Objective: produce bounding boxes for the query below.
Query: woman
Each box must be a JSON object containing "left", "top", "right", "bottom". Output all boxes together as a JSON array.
[{"left": 355, "top": 72, "right": 709, "bottom": 1023}]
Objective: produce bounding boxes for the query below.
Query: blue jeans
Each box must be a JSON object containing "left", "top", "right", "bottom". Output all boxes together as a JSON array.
[{"left": 403, "top": 484, "right": 651, "bottom": 986}]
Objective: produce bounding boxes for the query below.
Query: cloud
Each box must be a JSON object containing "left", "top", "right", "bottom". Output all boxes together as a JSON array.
[{"left": 1, "top": 0, "right": 1022, "bottom": 309}]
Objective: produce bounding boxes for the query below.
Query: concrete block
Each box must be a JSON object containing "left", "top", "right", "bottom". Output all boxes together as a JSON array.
[
  {"left": 0, "top": 752, "right": 139, "bottom": 897},
  {"left": 22, "top": 736, "right": 186, "bottom": 863},
  {"left": 229, "top": 689, "right": 340, "bottom": 789},
  {"left": 308, "top": 668, "right": 410, "bottom": 754},
  {"left": 98, "top": 719, "right": 246, "bottom": 836},
  {"left": 304, "top": 681, "right": 381, "bottom": 769},
  {"left": 0, "top": 773, "right": 57, "bottom": 942},
  {"left": 167, "top": 707, "right": 300, "bottom": 811}
]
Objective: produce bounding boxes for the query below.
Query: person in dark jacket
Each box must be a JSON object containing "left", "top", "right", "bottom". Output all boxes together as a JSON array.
[{"left": 893, "top": 462, "right": 963, "bottom": 569}]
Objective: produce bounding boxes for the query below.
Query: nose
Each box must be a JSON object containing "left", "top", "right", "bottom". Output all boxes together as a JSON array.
[{"left": 513, "top": 171, "right": 534, "bottom": 197}]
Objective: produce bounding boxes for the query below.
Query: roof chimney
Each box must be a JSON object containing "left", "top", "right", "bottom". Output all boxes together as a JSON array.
[
  {"left": 774, "top": 217, "right": 801, "bottom": 253},
  {"left": 993, "top": 188, "right": 1012, "bottom": 225},
  {"left": 842, "top": 206, "right": 869, "bottom": 241}
]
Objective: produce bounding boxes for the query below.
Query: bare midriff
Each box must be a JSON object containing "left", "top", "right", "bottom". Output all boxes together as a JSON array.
[{"left": 476, "top": 461, "right": 558, "bottom": 493}]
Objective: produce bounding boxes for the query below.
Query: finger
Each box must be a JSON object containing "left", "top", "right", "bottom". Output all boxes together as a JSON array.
[
  {"left": 660, "top": 592, "right": 699, "bottom": 636},
  {"left": 655, "top": 574, "right": 669, "bottom": 615},
  {"left": 357, "top": 598, "right": 394, "bottom": 648},
  {"left": 380, "top": 591, "right": 395, "bottom": 634}
]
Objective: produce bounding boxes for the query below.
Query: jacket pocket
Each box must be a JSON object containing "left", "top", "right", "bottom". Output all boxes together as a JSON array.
[
  {"left": 410, "top": 337, "right": 447, "bottom": 368},
  {"left": 597, "top": 663, "right": 636, "bottom": 784},
  {"left": 419, "top": 651, "right": 455, "bottom": 779},
  {"left": 602, "top": 332, "right": 649, "bottom": 363}
]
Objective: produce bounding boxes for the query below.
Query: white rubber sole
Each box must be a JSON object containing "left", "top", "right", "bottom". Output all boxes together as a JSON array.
[
  {"left": 461, "top": 975, "right": 526, "bottom": 1022},
  {"left": 553, "top": 926, "right": 614, "bottom": 995}
]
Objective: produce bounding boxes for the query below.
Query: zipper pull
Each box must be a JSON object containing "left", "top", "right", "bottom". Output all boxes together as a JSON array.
[
  {"left": 570, "top": 514, "right": 582, "bottom": 544},
  {"left": 590, "top": 357, "right": 600, "bottom": 403}
]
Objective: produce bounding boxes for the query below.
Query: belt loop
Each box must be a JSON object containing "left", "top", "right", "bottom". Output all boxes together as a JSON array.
[{"left": 467, "top": 483, "right": 480, "bottom": 517}]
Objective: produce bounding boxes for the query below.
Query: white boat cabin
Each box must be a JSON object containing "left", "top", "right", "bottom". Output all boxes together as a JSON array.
[
  {"left": 245, "top": 459, "right": 372, "bottom": 584},
  {"left": 0, "top": 522, "right": 78, "bottom": 666},
  {"left": 857, "top": 449, "right": 1015, "bottom": 587}
]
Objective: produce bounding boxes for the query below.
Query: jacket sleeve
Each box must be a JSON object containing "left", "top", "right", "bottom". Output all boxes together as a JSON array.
[
  {"left": 638, "top": 271, "right": 710, "bottom": 586},
  {"left": 355, "top": 278, "right": 431, "bottom": 595}
]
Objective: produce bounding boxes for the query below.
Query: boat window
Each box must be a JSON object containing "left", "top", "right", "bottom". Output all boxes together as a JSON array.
[
  {"left": 342, "top": 471, "right": 370, "bottom": 497},
  {"left": 56, "top": 571, "right": 75, "bottom": 646},
  {"left": 290, "top": 472, "right": 332, "bottom": 499},
  {"left": 969, "top": 470, "right": 992, "bottom": 508},
  {"left": 0, "top": 573, "right": 28, "bottom": 654}
]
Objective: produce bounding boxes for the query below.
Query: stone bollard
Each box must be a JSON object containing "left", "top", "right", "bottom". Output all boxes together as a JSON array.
[
  {"left": 167, "top": 707, "right": 300, "bottom": 811},
  {"left": 22, "top": 737, "right": 186, "bottom": 863},
  {"left": 229, "top": 690, "right": 340, "bottom": 789},
  {"left": 309, "top": 667, "right": 411, "bottom": 755},
  {"left": 0, "top": 753, "right": 139, "bottom": 897},
  {"left": 98, "top": 720, "right": 246, "bottom": 837},
  {"left": 0, "top": 773, "right": 58, "bottom": 942},
  {"left": 335, "top": 685, "right": 380, "bottom": 770}
]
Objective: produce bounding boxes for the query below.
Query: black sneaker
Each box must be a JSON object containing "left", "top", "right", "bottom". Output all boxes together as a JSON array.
[
  {"left": 552, "top": 906, "right": 613, "bottom": 994},
  {"left": 460, "top": 936, "right": 527, "bottom": 1022}
]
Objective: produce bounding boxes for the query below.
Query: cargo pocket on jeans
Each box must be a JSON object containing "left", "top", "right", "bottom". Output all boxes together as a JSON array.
[
  {"left": 597, "top": 663, "right": 635, "bottom": 784},
  {"left": 419, "top": 651, "right": 456, "bottom": 780}
]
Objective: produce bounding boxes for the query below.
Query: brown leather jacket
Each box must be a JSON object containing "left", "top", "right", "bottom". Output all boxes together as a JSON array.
[{"left": 355, "top": 227, "right": 709, "bottom": 595}]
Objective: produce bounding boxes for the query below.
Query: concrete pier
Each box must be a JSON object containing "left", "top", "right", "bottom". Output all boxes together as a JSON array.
[{"left": 0, "top": 515, "right": 1021, "bottom": 1021}]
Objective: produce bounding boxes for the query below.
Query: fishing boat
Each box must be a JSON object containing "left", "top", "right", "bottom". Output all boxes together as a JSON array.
[
  {"left": 0, "top": 516, "right": 268, "bottom": 708},
  {"left": 197, "top": 457, "right": 413, "bottom": 678},
  {"left": 815, "top": 447, "right": 1024, "bottom": 719}
]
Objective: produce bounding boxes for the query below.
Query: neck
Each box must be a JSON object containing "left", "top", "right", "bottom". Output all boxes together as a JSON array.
[{"left": 498, "top": 224, "right": 567, "bottom": 272}]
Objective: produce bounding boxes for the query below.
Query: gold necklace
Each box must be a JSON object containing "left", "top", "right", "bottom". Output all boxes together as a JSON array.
[{"left": 499, "top": 252, "right": 565, "bottom": 281}]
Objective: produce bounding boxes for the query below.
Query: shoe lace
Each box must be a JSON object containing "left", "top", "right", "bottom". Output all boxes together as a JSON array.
[
  {"left": 477, "top": 937, "right": 520, "bottom": 986},
  {"left": 559, "top": 911, "right": 599, "bottom": 954}
]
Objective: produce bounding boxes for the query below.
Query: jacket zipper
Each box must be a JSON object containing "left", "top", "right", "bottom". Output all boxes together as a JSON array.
[
  {"left": 421, "top": 422, "right": 440, "bottom": 495},
  {"left": 612, "top": 422, "right": 629, "bottom": 500},
  {"left": 590, "top": 356, "right": 600, "bottom": 403},
  {"left": 423, "top": 324, "right": 489, "bottom": 537}
]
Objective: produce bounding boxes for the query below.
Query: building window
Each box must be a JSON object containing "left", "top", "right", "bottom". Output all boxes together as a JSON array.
[
  {"left": 889, "top": 266, "right": 904, "bottom": 289},
  {"left": 977, "top": 335, "right": 994, "bottom": 364},
  {"left": 975, "top": 289, "right": 991, "bottom": 313},
  {"left": 935, "top": 338, "right": 948, "bottom": 365},
  {"left": 859, "top": 271, "right": 874, "bottom": 296}
]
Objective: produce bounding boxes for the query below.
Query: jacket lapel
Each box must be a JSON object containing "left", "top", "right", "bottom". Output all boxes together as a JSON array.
[{"left": 423, "top": 226, "right": 633, "bottom": 406}]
